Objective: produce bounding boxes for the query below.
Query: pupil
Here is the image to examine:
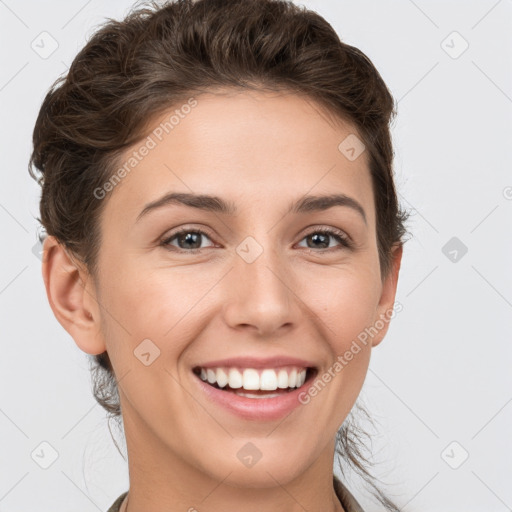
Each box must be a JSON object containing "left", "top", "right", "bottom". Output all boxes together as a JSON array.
[
  {"left": 309, "top": 233, "right": 328, "bottom": 248},
  {"left": 180, "top": 232, "right": 201, "bottom": 249}
]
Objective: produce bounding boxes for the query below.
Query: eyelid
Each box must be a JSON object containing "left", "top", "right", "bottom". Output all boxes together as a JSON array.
[{"left": 301, "top": 224, "right": 351, "bottom": 242}]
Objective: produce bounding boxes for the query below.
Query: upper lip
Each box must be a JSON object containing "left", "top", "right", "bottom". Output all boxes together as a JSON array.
[{"left": 193, "top": 356, "right": 317, "bottom": 370}]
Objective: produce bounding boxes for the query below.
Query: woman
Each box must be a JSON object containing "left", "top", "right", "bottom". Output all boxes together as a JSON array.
[{"left": 29, "top": 0, "right": 409, "bottom": 510}]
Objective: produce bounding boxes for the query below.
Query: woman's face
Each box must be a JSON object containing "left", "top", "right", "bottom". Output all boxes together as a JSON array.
[{"left": 50, "top": 89, "right": 401, "bottom": 491}]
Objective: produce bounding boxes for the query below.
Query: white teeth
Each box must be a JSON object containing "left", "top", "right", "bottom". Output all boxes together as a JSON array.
[
  {"left": 243, "top": 369, "right": 260, "bottom": 390},
  {"left": 234, "top": 391, "right": 283, "bottom": 399},
  {"left": 228, "top": 368, "right": 243, "bottom": 389},
  {"left": 288, "top": 368, "right": 297, "bottom": 388},
  {"left": 260, "top": 369, "right": 278, "bottom": 390},
  {"left": 216, "top": 368, "right": 229, "bottom": 388},
  {"left": 197, "top": 366, "right": 309, "bottom": 391},
  {"left": 277, "top": 369, "right": 289, "bottom": 389},
  {"left": 206, "top": 368, "right": 216, "bottom": 385}
]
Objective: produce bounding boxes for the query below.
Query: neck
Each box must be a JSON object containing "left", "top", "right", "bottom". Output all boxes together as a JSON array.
[{"left": 119, "top": 403, "right": 346, "bottom": 512}]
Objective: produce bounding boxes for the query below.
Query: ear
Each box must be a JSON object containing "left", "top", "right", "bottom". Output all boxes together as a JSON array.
[
  {"left": 41, "top": 235, "right": 106, "bottom": 355},
  {"left": 371, "top": 243, "right": 403, "bottom": 348}
]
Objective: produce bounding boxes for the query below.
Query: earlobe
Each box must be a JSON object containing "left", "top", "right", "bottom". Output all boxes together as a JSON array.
[
  {"left": 371, "top": 244, "right": 403, "bottom": 348},
  {"left": 41, "top": 236, "right": 106, "bottom": 355}
]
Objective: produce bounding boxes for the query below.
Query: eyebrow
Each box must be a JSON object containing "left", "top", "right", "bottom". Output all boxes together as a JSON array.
[{"left": 135, "top": 192, "right": 367, "bottom": 225}]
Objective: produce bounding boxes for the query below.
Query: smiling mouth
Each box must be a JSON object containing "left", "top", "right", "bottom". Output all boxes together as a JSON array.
[{"left": 192, "top": 366, "right": 318, "bottom": 397}]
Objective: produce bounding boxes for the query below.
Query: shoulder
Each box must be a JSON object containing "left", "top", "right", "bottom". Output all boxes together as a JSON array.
[
  {"left": 333, "top": 476, "right": 365, "bottom": 512},
  {"left": 106, "top": 491, "right": 128, "bottom": 512}
]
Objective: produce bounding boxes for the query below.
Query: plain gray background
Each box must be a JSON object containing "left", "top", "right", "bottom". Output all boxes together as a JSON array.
[{"left": 1, "top": 1, "right": 511, "bottom": 511}]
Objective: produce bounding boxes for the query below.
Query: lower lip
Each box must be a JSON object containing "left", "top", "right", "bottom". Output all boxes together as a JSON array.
[{"left": 193, "top": 370, "right": 316, "bottom": 421}]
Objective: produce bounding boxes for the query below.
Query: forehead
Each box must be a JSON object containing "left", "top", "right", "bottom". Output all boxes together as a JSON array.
[{"left": 103, "top": 89, "right": 374, "bottom": 225}]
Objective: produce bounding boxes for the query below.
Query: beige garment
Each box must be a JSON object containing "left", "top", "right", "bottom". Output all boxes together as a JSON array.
[{"left": 106, "top": 477, "right": 364, "bottom": 512}]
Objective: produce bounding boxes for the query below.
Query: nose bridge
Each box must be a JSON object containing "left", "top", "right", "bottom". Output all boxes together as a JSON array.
[
  {"left": 222, "top": 230, "right": 298, "bottom": 334},
  {"left": 239, "top": 234, "right": 285, "bottom": 291}
]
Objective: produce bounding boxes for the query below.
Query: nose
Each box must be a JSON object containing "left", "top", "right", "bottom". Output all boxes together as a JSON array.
[{"left": 221, "top": 240, "right": 301, "bottom": 337}]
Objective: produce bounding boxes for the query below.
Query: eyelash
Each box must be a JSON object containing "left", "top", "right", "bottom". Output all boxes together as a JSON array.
[{"left": 160, "top": 226, "right": 353, "bottom": 254}]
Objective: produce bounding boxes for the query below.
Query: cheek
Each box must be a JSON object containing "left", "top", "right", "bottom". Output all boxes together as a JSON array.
[
  {"left": 99, "top": 259, "right": 214, "bottom": 364},
  {"left": 100, "top": 255, "right": 178, "bottom": 329},
  {"left": 96, "top": 265, "right": 196, "bottom": 415},
  {"left": 297, "top": 270, "right": 377, "bottom": 434},
  {"left": 309, "top": 266, "right": 380, "bottom": 350}
]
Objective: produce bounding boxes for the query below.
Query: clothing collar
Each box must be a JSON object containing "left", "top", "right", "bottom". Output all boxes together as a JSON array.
[{"left": 107, "top": 478, "right": 364, "bottom": 512}]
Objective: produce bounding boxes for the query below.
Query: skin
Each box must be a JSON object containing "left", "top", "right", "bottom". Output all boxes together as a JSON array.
[{"left": 42, "top": 89, "right": 402, "bottom": 512}]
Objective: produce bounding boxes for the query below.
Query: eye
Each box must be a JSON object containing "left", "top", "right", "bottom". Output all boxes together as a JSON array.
[
  {"left": 160, "top": 226, "right": 353, "bottom": 254},
  {"left": 297, "top": 227, "right": 352, "bottom": 252},
  {"left": 160, "top": 227, "right": 215, "bottom": 252}
]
